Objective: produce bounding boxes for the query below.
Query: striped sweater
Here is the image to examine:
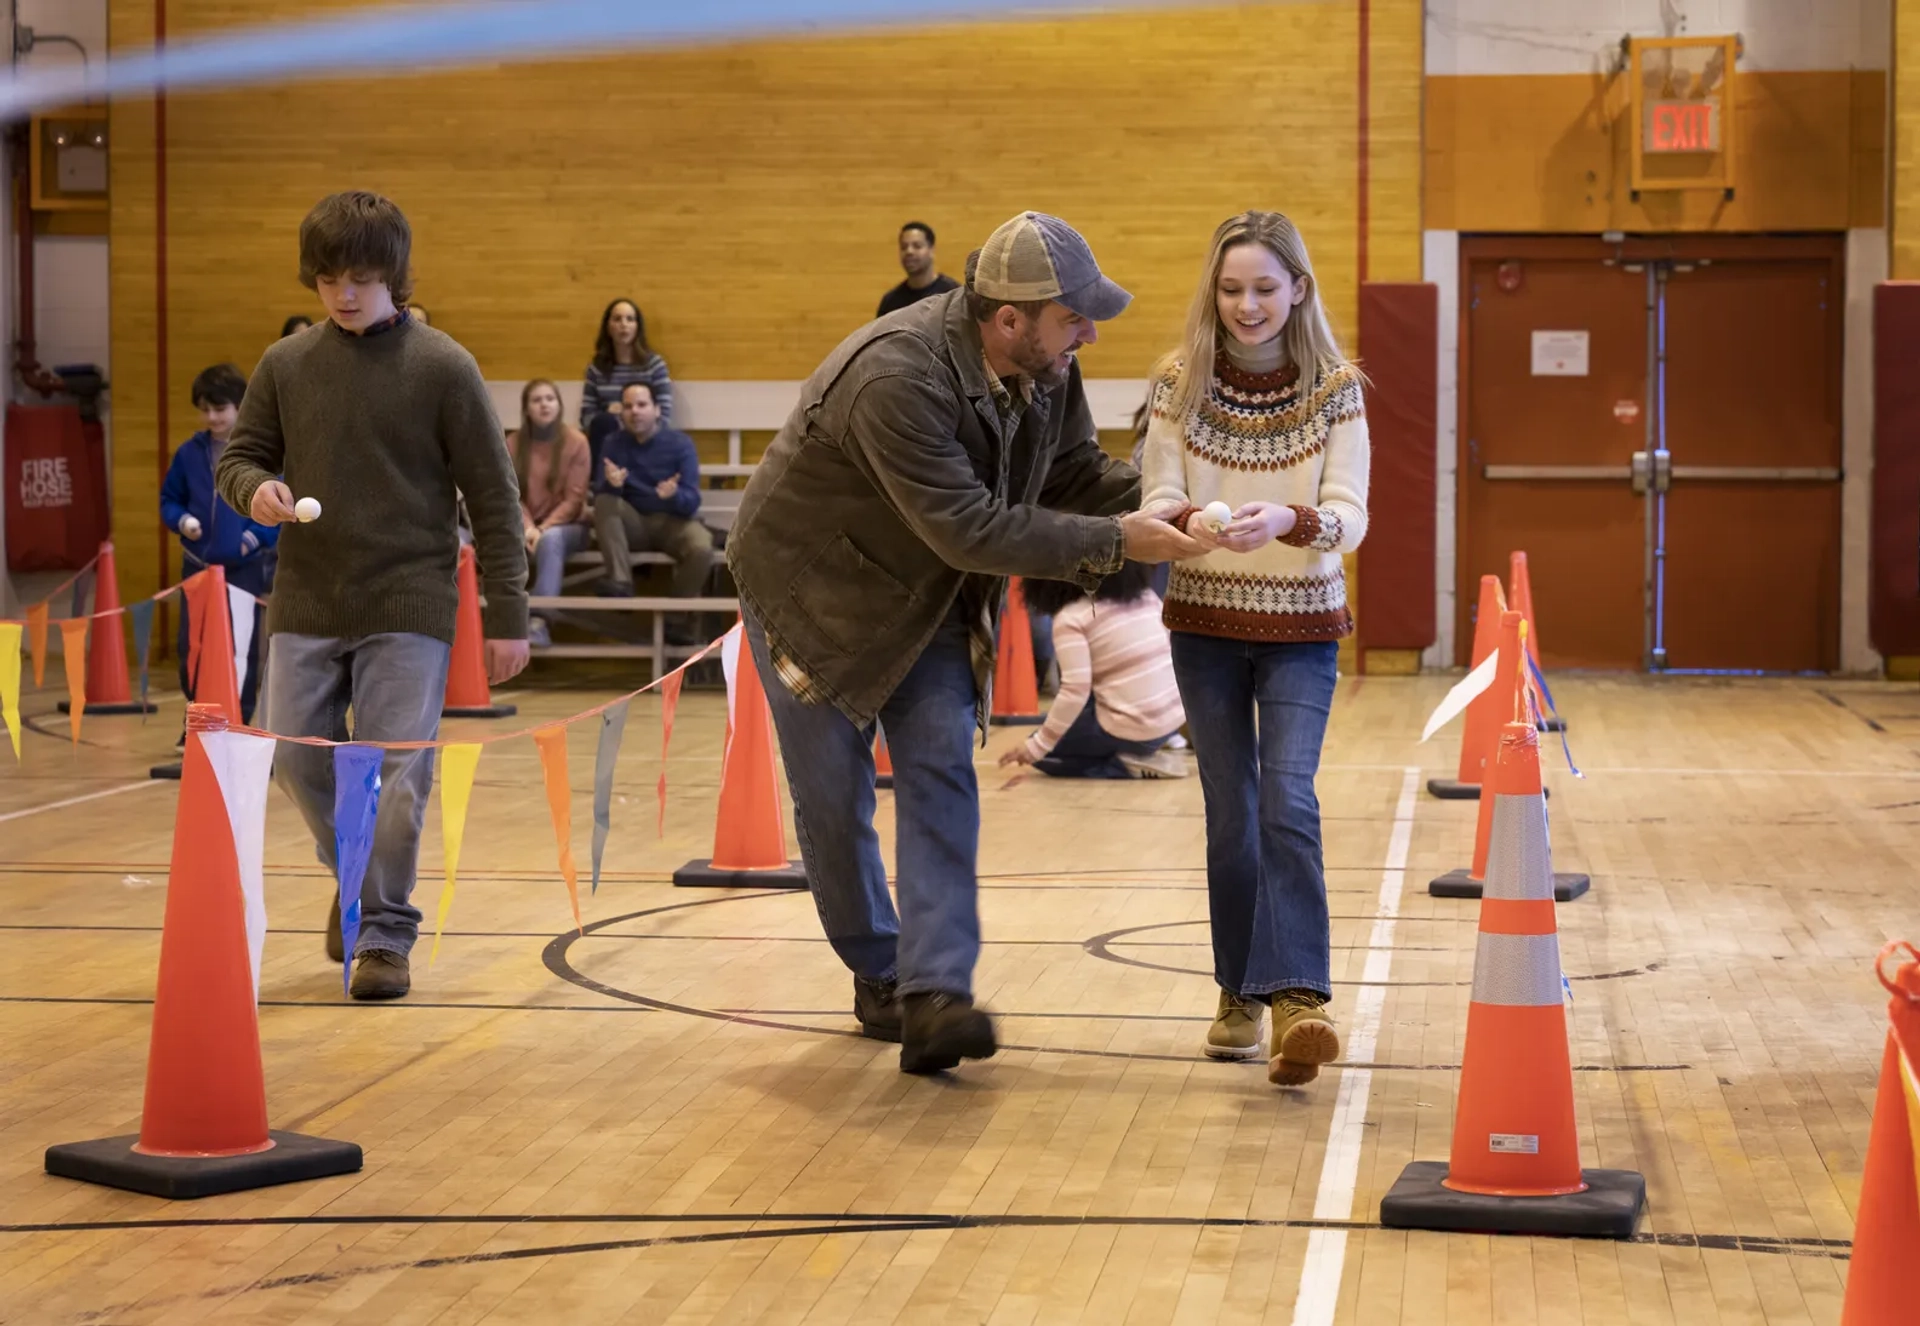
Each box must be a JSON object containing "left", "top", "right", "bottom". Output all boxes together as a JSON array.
[
  {"left": 1025, "top": 593, "right": 1186, "bottom": 759},
  {"left": 580, "top": 353, "right": 675, "bottom": 428},
  {"left": 1141, "top": 350, "right": 1370, "bottom": 642}
]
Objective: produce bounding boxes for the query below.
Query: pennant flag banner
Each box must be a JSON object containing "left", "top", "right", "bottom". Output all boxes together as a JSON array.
[
  {"left": 25, "top": 601, "right": 48, "bottom": 688},
  {"left": 332, "top": 745, "right": 385, "bottom": 993},
  {"left": 229, "top": 584, "right": 256, "bottom": 697},
  {"left": 430, "top": 742, "right": 482, "bottom": 966},
  {"left": 720, "top": 622, "right": 743, "bottom": 736},
  {"left": 591, "top": 700, "right": 630, "bottom": 894},
  {"left": 1420, "top": 647, "right": 1500, "bottom": 743},
  {"left": 129, "top": 598, "right": 156, "bottom": 712},
  {"left": 657, "top": 671, "right": 684, "bottom": 838},
  {"left": 201, "top": 730, "right": 277, "bottom": 997},
  {"left": 57, "top": 618, "right": 88, "bottom": 744},
  {"left": 534, "top": 727, "right": 583, "bottom": 933},
  {"left": 0, "top": 621, "right": 21, "bottom": 760}
]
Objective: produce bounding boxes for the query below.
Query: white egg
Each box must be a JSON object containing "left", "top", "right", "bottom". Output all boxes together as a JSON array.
[
  {"left": 1201, "top": 500, "right": 1233, "bottom": 531},
  {"left": 294, "top": 496, "right": 322, "bottom": 523}
]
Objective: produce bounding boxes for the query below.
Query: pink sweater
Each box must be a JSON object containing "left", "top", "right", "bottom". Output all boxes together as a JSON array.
[{"left": 1025, "top": 593, "right": 1187, "bottom": 758}]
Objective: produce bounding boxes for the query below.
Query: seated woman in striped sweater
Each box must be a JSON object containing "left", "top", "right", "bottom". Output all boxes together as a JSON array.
[
  {"left": 580, "top": 297, "right": 675, "bottom": 436},
  {"left": 999, "top": 563, "right": 1188, "bottom": 780}
]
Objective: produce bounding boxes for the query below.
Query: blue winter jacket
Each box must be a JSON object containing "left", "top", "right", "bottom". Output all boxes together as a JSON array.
[{"left": 160, "top": 431, "right": 279, "bottom": 596}]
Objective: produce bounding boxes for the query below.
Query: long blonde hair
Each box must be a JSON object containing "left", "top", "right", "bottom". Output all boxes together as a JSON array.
[{"left": 1153, "top": 211, "right": 1352, "bottom": 422}]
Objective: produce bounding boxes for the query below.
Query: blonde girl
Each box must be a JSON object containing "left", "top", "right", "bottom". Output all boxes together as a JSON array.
[{"left": 1141, "top": 210, "right": 1370, "bottom": 1087}]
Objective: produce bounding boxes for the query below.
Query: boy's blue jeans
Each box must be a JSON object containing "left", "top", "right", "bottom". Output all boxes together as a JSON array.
[
  {"left": 266, "top": 632, "right": 450, "bottom": 956},
  {"left": 743, "top": 606, "right": 983, "bottom": 999}
]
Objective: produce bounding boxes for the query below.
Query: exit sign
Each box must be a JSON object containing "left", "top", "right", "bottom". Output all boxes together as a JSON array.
[{"left": 1644, "top": 100, "right": 1721, "bottom": 153}]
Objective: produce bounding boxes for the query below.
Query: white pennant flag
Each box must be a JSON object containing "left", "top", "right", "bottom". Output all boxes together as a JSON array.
[
  {"left": 200, "top": 730, "right": 277, "bottom": 997},
  {"left": 720, "top": 621, "right": 743, "bottom": 731},
  {"left": 228, "top": 584, "right": 257, "bottom": 699},
  {"left": 1420, "top": 648, "right": 1502, "bottom": 743}
]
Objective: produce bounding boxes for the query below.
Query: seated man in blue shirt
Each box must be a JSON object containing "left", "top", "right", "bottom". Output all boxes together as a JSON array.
[{"left": 593, "top": 380, "right": 714, "bottom": 642}]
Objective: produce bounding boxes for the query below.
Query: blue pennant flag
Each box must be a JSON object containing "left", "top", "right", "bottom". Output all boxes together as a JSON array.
[
  {"left": 129, "top": 599, "right": 156, "bottom": 714},
  {"left": 332, "top": 744, "right": 384, "bottom": 992},
  {"left": 1525, "top": 653, "right": 1582, "bottom": 779},
  {"left": 591, "top": 700, "right": 631, "bottom": 895}
]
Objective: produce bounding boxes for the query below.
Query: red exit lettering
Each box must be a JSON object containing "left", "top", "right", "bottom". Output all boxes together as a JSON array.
[{"left": 1647, "top": 101, "right": 1716, "bottom": 152}]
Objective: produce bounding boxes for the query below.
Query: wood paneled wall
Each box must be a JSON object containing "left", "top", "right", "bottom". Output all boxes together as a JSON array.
[
  {"left": 1428, "top": 70, "right": 1885, "bottom": 234},
  {"left": 106, "top": 1, "right": 1423, "bottom": 610}
]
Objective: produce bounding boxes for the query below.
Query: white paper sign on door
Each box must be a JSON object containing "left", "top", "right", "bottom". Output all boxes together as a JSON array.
[{"left": 1530, "top": 330, "right": 1590, "bottom": 376}]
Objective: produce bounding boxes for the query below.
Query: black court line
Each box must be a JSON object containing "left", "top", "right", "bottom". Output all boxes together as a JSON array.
[
  {"left": 9, "top": 1212, "right": 1850, "bottom": 1320},
  {"left": 1816, "top": 689, "right": 1888, "bottom": 734}
]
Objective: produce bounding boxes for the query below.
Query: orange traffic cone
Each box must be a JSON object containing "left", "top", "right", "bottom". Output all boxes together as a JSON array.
[
  {"left": 1430, "top": 611, "right": 1590, "bottom": 902},
  {"left": 874, "top": 725, "right": 894, "bottom": 791},
  {"left": 989, "top": 578, "right": 1043, "bottom": 726},
  {"left": 151, "top": 566, "right": 244, "bottom": 781},
  {"left": 1509, "top": 551, "right": 1565, "bottom": 734},
  {"left": 674, "top": 627, "right": 806, "bottom": 888},
  {"left": 1382, "top": 720, "right": 1644, "bottom": 1236},
  {"left": 1842, "top": 940, "right": 1920, "bottom": 1326},
  {"left": 443, "top": 544, "right": 517, "bottom": 719},
  {"left": 1428, "top": 575, "right": 1506, "bottom": 799},
  {"left": 46, "top": 703, "right": 362, "bottom": 1198},
  {"left": 56, "top": 542, "right": 155, "bottom": 717}
]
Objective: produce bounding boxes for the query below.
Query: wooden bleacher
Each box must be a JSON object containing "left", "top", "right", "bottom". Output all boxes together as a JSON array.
[{"left": 487, "top": 378, "right": 1150, "bottom": 676}]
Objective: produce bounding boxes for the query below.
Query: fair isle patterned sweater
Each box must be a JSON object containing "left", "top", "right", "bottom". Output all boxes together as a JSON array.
[{"left": 1141, "top": 349, "right": 1370, "bottom": 642}]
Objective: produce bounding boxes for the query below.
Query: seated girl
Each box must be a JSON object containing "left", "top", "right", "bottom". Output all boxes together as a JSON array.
[
  {"left": 505, "top": 378, "right": 591, "bottom": 648},
  {"left": 1001, "top": 562, "right": 1188, "bottom": 780}
]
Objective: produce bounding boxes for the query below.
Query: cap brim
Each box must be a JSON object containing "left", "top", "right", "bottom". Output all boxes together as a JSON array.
[{"left": 1057, "top": 275, "right": 1132, "bottom": 322}]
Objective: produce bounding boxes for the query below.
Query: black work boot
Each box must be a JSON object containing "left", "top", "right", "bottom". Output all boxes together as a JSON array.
[
  {"left": 853, "top": 974, "right": 902, "bottom": 1043},
  {"left": 899, "top": 992, "right": 997, "bottom": 1074}
]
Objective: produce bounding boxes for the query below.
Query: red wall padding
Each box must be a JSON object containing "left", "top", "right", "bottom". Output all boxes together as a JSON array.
[
  {"left": 1872, "top": 283, "right": 1920, "bottom": 657},
  {"left": 1357, "top": 282, "right": 1438, "bottom": 652}
]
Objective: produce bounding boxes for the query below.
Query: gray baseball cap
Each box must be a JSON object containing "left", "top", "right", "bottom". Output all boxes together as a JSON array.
[{"left": 970, "top": 212, "right": 1132, "bottom": 322}]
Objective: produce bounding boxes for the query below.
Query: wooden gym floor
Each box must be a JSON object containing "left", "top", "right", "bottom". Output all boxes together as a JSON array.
[{"left": 0, "top": 670, "right": 1909, "bottom": 1324}]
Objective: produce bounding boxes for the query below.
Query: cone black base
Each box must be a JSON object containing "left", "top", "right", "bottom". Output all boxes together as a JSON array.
[
  {"left": 45, "top": 1130, "right": 362, "bottom": 1200},
  {"left": 1538, "top": 717, "right": 1567, "bottom": 733},
  {"left": 1380, "top": 1161, "right": 1644, "bottom": 1239},
  {"left": 149, "top": 762, "right": 182, "bottom": 781},
  {"left": 442, "top": 703, "right": 518, "bottom": 719},
  {"left": 988, "top": 715, "right": 1043, "bottom": 726},
  {"left": 1429, "top": 868, "right": 1590, "bottom": 902},
  {"left": 58, "top": 699, "right": 158, "bottom": 715},
  {"left": 1426, "top": 780, "right": 1552, "bottom": 802},
  {"left": 875, "top": 775, "right": 894, "bottom": 790},
  {"left": 672, "top": 859, "right": 808, "bottom": 889}
]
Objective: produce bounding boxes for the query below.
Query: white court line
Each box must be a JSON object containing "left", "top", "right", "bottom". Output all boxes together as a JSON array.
[
  {"left": 1291, "top": 765, "right": 1420, "bottom": 1326},
  {"left": 0, "top": 779, "right": 166, "bottom": 825}
]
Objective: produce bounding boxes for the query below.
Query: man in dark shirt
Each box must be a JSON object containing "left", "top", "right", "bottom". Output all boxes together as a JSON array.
[
  {"left": 592, "top": 381, "right": 714, "bottom": 641},
  {"left": 876, "top": 221, "right": 959, "bottom": 317}
]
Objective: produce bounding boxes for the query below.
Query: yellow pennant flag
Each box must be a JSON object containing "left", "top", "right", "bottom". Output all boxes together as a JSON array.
[
  {"left": 0, "top": 622, "right": 22, "bottom": 760},
  {"left": 429, "top": 742, "right": 483, "bottom": 967},
  {"left": 25, "top": 602, "right": 48, "bottom": 688},
  {"left": 58, "top": 618, "right": 88, "bottom": 745},
  {"left": 535, "top": 727, "right": 583, "bottom": 934}
]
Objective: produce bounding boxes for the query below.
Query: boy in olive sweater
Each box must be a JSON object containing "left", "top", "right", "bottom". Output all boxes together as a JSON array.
[{"left": 218, "top": 191, "right": 529, "bottom": 1001}]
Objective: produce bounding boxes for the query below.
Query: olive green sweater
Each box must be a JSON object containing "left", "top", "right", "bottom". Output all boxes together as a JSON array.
[{"left": 217, "top": 318, "right": 528, "bottom": 643}]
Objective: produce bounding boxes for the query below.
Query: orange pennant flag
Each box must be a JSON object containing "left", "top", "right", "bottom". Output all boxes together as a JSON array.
[
  {"left": 25, "top": 602, "right": 49, "bottom": 688},
  {"left": 656, "top": 670, "right": 684, "bottom": 838},
  {"left": 534, "top": 726, "right": 583, "bottom": 934},
  {"left": 58, "top": 618, "right": 88, "bottom": 744}
]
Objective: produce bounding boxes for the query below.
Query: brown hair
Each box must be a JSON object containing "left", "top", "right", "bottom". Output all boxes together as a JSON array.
[
  {"left": 298, "top": 191, "right": 414, "bottom": 303},
  {"left": 512, "top": 378, "right": 565, "bottom": 498},
  {"left": 963, "top": 248, "right": 1048, "bottom": 324},
  {"left": 592, "top": 298, "right": 655, "bottom": 372}
]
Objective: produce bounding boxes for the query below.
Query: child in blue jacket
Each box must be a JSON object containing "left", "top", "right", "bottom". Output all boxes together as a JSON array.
[{"left": 160, "top": 363, "right": 278, "bottom": 725}]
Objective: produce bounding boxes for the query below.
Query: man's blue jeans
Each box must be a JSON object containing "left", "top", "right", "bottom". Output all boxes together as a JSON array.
[
  {"left": 1170, "top": 632, "right": 1339, "bottom": 1000},
  {"left": 743, "top": 607, "right": 982, "bottom": 998}
]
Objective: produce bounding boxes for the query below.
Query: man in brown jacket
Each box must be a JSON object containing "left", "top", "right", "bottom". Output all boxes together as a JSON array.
[{"left": 727, "top": 212, "right": 1199, "bottom": 1073}]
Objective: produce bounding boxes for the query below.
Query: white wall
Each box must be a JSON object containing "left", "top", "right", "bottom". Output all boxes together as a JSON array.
[
  {"left": 1428, "top": 0, "right": 1890, "bottom": 76},
  {"left": 32, "top": 236, "right": 109, "bottom": 374}
]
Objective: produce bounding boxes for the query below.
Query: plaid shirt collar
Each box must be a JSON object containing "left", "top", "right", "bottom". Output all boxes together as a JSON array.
[{"left": 981, "top": 348, "right": 1034, "bottom": 421}]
